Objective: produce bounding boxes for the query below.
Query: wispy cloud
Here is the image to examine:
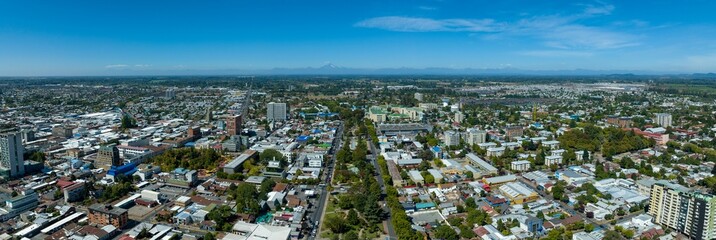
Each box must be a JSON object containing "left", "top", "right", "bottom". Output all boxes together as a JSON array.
[
  {"left": 418, "top": 6, "right": 437, "bottom": 11},
  {"left": 518, "top": 50, "right": 595, "bottom": 57},
  {"left": 105, "top": 64, "right": 152, "bottom": 69},
  {"left": 355, "top": 16, "right": 499, "bottom": 32},
  {"left": 581, "top": 3, "right": 614, "bottom": 16},
  {"left": 105, "top": 64, "right": 129, "bottom": 68},
  {"left": 356, "top": 2, "right": 639, "bottom": 50}
]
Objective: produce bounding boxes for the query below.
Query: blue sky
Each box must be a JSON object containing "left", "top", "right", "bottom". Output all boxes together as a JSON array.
[{"left": 2, "top": 0, "right": 716, "bottom": 75}]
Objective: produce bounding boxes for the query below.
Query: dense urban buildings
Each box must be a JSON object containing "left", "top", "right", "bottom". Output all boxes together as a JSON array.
[{"left": 0, "top": 76, "right": 714, "bottom": 240}]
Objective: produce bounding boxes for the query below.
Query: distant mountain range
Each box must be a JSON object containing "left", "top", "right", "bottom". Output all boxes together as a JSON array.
[
  {"left": 64, "top": 63, "right": 716, "bottom": 76},
  {"left": 234, "top": 64, "right": 711, "bottom": 76}
]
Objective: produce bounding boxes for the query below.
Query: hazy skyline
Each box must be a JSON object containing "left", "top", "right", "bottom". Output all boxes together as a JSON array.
[{"left": 2, "top": 0, "right": 716, "bottom": 76}]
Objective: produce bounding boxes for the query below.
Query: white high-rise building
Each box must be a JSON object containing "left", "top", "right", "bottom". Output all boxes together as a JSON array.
[
  {"left": 414, "top": 92, "right": 423, "bottom": 101},
  {"left": 165, "top": 89, "right": 175, "bottom": 99},
  {"left": 654, "top": 113, "right": 672, "bottom": 128},
  {"left": 648, "top": 183, "right": 716, "bottom": 240},
  {"left": 267, "top": 102, "right": 287, "bottom": 121},
  {"left": 454, "top": 112, "right": 465, "bottom": 123},
  {"left": 444, "top": 131, "right": 460, "bottom": 146},
  {"left": 465, "top": 128, "right": 487, "bottom": 146},
  {"left": 0, "top": 132, "right": 25, "bottom": 178}
]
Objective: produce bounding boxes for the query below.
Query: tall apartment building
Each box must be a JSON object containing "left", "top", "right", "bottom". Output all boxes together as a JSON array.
[
  {"left": 504, "top": 126, "right": 524, "bottom": 139},
  {"left": 648, "top": 183, "right": 716, "bottom": 240},
  {"left": 96, "top": 144, "right": 121, "bottom": 169},
  {"left": 466, "top": 128, "right": 487, "bottom": 145},
  {"left": 654, "top": 113, "right": 673, "bottom": 128},
  {"left": 454, "top": 112, "right": 465, "bottom": 123},
  {"left": 444, "top": 131, "right": 460, "bottom": 146},
  {"left": 414, "top": 92, "right": 424, "bottom": 101},
  {"left": 267, "top": 102, "right": 287, "bottom": 121},
  {"left": 0, "top": 131, "right": 25, "bottom": 178},
  {"left": 165, "top": 88, "right": 175, "bottom": 99},
  {"left": 226, "top": 115, "right": 242, "bottom": 136}
]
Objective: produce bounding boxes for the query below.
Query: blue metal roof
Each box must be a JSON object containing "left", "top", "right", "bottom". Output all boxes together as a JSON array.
[{"left": 416, "top": 202, "right": 436, "bottom": 209}]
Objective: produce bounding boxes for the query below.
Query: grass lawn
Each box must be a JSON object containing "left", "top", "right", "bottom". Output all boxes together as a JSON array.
[{"left": 325, "top": 198, "right": 337, "bottom": 213}]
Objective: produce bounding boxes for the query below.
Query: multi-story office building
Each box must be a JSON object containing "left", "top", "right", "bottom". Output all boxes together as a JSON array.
[
  {"left": 95, "top": 144, "right": 121, "bottom": 169},
  {"left": 648, "top": 183, "right": 716, "bottom": 240},
  {"left": 443, "top": 130, "right": 460, "bottom": 146},
  {"left": 226, "top": 115, "right": 242, "bottom": 136},
  {"left": 654, "top": 113, "right": 673, "bottom": 128},
  {"left": 19, "top": 129, "right": 35, "bottom": 143},
  {"left": 52, "top": 125, "right": 74, "bottom": 138},
  {"left": 465, "top": 128, "right": 487, "bottom": 146},
  {"left": 414, "top": 92, "right": 423, "bottom": 101},
  {"left": 0, "top": 131, "right": 25, "bottom": 178},
  {"left": 267, "top": 102, "right": 287, "bottom": 121}
]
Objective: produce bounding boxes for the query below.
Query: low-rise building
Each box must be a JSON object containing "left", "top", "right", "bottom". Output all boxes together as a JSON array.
[
  {"left": 88, "top": 204, "right": 128, "bottom": 229},
  {"left": 511, "top": 160, "right": 531, "bottom": 172}
]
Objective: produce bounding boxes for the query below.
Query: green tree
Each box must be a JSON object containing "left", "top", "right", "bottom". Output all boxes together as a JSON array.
[
  {"left": 584, "top": 224, "right": 595, "bottom": 232},
  {"left": 207, "top": 205, "right": 234, "bottom": 231},
  {"left": 433, "top": 225, "right": 459, "bottom": 240},
  {"left": 343, "top": 231, "right": 359, "bottom": 240},
  {"left": 232, "top": 183, "right": 261, "bottom": 215},
  {"left": 346, "top": 209, "right": 360, "bottom": 226},
  {"left": 325, "top": 214, "right": 349, "bottom": 234},
  {"left": 259, "top": 178, "right": 276, "bottom": 198},
  {"left": 260, "top": 149, "right": 286, "bottom": 166}
]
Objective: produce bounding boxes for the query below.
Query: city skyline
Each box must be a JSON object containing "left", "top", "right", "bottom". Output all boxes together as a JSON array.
[{"left": 2, "top": 0, "right": 716, "bottom": 76}]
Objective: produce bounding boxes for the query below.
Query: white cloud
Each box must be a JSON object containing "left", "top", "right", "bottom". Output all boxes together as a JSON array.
[
  {"left": 105, "top": 64, "right": 129, "bottom": 68},
  {"left": 582, "top": 3, "right": 614, "bottom": 16},
  {"left": 518, "top": 50, "right": 594, "bottom": 57},
  {"left": 355, "top": 16, "right": 500, "bottom": 32},
  {"left": 418, "top": 6, "right": 437, "bottom": 11},
  {"left": 356, "top": 3, "right": 640, "bottom": 50}
]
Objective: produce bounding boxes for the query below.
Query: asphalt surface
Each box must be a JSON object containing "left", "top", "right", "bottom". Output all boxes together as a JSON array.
[
  {"left": 309, "top": 122, "right": 342, "bottom": 240},
  {"left": 368, "top": 140, "right": 397, "bottom": 240}
]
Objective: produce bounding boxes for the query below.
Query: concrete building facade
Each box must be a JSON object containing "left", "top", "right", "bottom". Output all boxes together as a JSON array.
[{"left": 0, "top": 131, "right": 25, "bottom": 178}]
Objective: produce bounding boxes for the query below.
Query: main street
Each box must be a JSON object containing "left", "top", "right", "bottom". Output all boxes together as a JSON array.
[
  {"left": 368, "top": 140, "right": 397, "bottom": 240},
  {"left": 310, "top": 122, "right": 342, "bottom": 240}
]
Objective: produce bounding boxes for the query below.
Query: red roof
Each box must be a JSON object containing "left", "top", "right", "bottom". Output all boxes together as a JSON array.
[
  {"left": 486, "top": 196, "right": 506, "bottom": 204},
  {"left": 57, "top": 180, "right": 75, "bottom": 189},
  {"left": 119, "top": 235, "right": 135, "bottom": 240},
  {"left": 473, "top": 226, "right": 489, "bottom": 237}
]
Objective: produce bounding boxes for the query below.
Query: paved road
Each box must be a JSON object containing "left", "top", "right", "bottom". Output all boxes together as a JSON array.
[
  {"left": 368, "top": 140, "right": 397, "bottom": 240},
  {"left": 310, "top": 122, "right": 342, "bottom": 240}
]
